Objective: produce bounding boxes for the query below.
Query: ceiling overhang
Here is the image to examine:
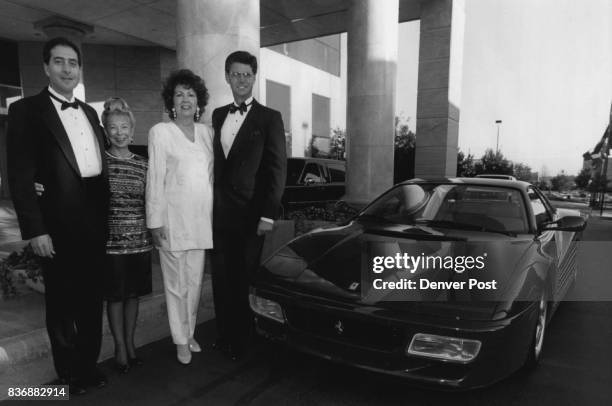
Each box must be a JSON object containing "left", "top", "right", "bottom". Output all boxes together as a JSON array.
[{"left": 0, "top": 0, "right": 422, "bottom": 48}]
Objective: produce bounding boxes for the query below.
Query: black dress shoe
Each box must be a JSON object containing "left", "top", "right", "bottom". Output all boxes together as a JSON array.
[
  {"left": 68, "top": 380, "right": 88, "bottom": 395},
  {"left": 114, "top": 362, "right": 130, "bottom": 374},
  {"left": 82, "top": 369, "right": 108, "bottom": 388},
  {"left": 212, "top": 339, "right": 229, "bottom": 353},
  {"left": 128, "top": 357, "right": 144, "bottom": 367},
  {"left": 226, "top": 345, "right": 243, "bottom": 361},
  {"left": 47, "top": 378, "right": 86, "bottom": 395}
]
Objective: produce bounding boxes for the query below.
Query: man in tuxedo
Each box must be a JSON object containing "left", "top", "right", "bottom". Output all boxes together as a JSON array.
[
  {"left": 7, "top": 37, "right": 109, "bottom": 393},
  {"left": 211, "top": 51, "right": 287, "bottom": 359}
]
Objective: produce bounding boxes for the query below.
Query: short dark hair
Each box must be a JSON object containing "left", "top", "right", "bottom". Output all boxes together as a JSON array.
[
  {"left": 161, "top": 69, "right": 209, "bottom": 114},
  {"left": 43, "top": 37, "right": 82, "bottom": 66},
  {"left": 225, "top": 51, "right": 258, "bottom": 74}
]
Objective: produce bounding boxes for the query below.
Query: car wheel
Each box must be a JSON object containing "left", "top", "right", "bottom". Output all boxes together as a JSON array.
[{"left": 524, "top": 291, "right": 548, "bottom": 369}]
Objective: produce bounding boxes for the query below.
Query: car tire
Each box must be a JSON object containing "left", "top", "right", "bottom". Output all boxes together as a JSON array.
[{"left": 524, "top": 291, "right": 548, "bottom": 369}]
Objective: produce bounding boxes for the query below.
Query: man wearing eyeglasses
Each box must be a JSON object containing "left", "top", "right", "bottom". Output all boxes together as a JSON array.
[{"left": 211, "top": 51, "right": 287, "bottom": 360}]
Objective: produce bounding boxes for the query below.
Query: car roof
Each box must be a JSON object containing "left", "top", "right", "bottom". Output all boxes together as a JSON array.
[
  {"left": 475, "top": 174, "right": 517, "bottom": 180},
  {"left": 398, "top": 177, "right": 532, "bottom": 192},
  {"left": 288, "top": 157, "right": 346, "bottom": 165}
]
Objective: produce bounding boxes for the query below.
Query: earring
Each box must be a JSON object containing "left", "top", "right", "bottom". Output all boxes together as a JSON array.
[
  {"left": 170, "top": 107, "right": 177, "bottom": 120},
  {"left": 194, "top": 107, "right": 201, "bottom": 122}
]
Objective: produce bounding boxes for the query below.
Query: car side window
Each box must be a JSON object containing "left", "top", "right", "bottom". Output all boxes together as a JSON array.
[
  {"left": 286, "top": 159, "right": 305, "bottom": 186},
  {"left": 328, "top": 164, "right": 346, "bottom": 183},
  {"left": 318, "top": 163, "right": 330, "bottom": 183},
  {"left": 301, "top": 162, "right": 325, "bottom": 184},
  {"left": 528, "top": 188, "right": 552, "bottom": 226}
]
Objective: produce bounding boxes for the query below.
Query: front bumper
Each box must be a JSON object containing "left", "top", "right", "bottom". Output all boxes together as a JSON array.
[{"left": 251, "top": 287, "right": 538, "bottom": 389}]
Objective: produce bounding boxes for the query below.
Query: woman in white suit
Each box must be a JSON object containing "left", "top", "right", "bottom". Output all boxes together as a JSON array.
[{"left": 146, "top": 69, "right": 213, "bottom": 365}]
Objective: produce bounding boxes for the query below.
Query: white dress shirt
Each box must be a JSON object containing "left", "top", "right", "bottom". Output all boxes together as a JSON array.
[
  {"left": 47, "top": 86, "right": 102, "bottom": 177},
  {"left": 220, "top": 96, "right": 254, "bottom": 157}
]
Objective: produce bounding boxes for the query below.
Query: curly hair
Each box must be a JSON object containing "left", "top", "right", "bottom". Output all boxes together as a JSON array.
[
  {"left": 161, "top": 69, "right": 209, "bottom": 117},
  {"left": 101, "top": 97, "right": 135, "bottom": 130}
]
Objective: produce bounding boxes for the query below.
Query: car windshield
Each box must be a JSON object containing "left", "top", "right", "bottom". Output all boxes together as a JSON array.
[{"left": 359, "top": 183, "right": 529, "bottom": 234}]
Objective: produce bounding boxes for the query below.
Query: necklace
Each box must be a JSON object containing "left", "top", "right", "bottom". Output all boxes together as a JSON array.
[{"left": 107, "top": 149, "right": 133, "bottom": 159}]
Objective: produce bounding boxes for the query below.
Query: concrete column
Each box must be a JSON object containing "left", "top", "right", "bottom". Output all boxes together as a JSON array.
[
  {"left": 176, "top": 0, "right": 260, "bottom": 124},
  {"left": 345, "top": 0, "right": 399, "bottom": 205},
  {"left": 414, "top": 0, "right": 465, "bottom": 177}
]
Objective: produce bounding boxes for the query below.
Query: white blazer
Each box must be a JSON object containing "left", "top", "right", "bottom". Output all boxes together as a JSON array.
[{"left": 146, "top": 122, "right": 214, "bottom": 251}]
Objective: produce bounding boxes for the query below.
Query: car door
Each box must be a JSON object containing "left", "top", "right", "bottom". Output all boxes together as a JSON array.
[
  {"left": 529, "top": 187, "right": 560, "bottom": 301},
  {"left": 536, "top": 188, "right": 577, "bottom": 300},
  {"left": 325, "top": 162, "right": 346, "bottom": 201},
  {"left": 283, "top": 158, "right": 306, "bottom": 206},
  {"left": 300, "top": 161, "right": 328, "bottom": 203}
]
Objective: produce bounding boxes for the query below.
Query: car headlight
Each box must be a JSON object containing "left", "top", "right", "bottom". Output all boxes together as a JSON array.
[
  {"left": 249, "top": 294, "right": 285, "bottom": 323},
  {"left": 406, "top": 333, "right": 481, "bottom": 363}
]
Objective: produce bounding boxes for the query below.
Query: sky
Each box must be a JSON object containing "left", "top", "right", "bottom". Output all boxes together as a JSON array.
[{"left": 396, "top": 0, "right": 612, "bottom": 177}]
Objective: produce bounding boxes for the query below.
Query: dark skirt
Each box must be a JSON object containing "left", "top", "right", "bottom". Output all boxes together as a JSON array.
[{"left": 104, "top": 251, "right": 152, "bottom": 302}]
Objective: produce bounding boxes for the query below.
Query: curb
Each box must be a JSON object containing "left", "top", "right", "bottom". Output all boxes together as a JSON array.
[{"left": 0, "top": 276, "right": 215, "bottom": 398}]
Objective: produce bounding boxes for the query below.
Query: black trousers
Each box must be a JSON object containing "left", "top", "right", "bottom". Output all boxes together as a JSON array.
[
  {"left": 42, "top": 176, "right": 108, "bottom": 381},
  {"left": 211, "top": 226, "right": 264, "bottom": 350}
]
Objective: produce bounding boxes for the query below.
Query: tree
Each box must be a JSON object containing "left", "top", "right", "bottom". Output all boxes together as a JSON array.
[
  {"left": 550, "top": 174, "right": 573, "bottom": 191},
  {"left": 457, "top": 150, "right": 476, "bottom": 177},
  {"left": 327, "top": 117, "right": 416, "bottom": 163},
  {"left": 394, "top": 116, "right": 416, "bottom": 151},
  {"left": 394, "top": 116, "right": 416, "bottom": 183},
  {"left": 329, "top": 127, "right": 346, "bottom": 160},
  {"left": 574, "top": 167, "right": 591, "bottom": 189},
  {"left": 512, "top": 162, "right": 533, "bottom": 182},
  {"left": 534, "top": 179, "right": 551, "bottom": 191},
  {"left": 474, "top": 149, "right": 513, "bottom": 175}
]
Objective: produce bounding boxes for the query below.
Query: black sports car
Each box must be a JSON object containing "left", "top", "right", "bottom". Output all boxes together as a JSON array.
[{"left": 250, "top": 178, "right": 586, "bottom": 389}]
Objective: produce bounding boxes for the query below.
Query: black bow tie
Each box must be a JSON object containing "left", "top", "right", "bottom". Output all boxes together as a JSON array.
[
  {"left": 48, "top": 90, "right": 79, "bottom": 110},
  {"left": 229, "top": 101, "right": 250, "bottom": 115}
]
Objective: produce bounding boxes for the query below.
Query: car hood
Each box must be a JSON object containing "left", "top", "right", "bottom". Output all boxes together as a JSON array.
[{"left": 258, "top": 221, "right": 535, "bottom": 319}]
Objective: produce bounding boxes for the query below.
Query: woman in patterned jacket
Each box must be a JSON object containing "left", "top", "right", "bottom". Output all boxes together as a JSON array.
[{"left": 101, "top": 97, "right": 152, "bottom": 373}]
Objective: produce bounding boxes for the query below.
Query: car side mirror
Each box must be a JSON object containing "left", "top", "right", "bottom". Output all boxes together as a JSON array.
[
  {"left": 304, "top": 178, "right": 316, "bottom": 185},
  {"left": 540, "top": 216, "right": 586, "bottom": 232}
]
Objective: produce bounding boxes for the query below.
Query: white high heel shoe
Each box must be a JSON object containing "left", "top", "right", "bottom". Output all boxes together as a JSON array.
[
  {"left": 177, "top": 344, "right": 191, "bottom": 365},
  {"left": 188, "top": 337, "right": 202, "bottom": 353}
]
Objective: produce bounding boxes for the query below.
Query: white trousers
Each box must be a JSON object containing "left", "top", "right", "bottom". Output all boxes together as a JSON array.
[{"left": 159, "top": 249, "right": 205, "bottom": 345}]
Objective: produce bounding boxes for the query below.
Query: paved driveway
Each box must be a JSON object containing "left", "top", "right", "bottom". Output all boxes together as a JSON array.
[{"left": 15, "top": 216, "right": 612, "bottom": 406}]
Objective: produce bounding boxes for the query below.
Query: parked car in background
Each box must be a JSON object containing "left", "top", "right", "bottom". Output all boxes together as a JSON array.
[
  {"left": 282, "top": 157, "right": 346, "bottom": 207},
  {"left": 251, "top": 178, "right": 586, "bottom": 389},
  {"left": 126, "top": 151, "right": 345, "bottom": 210},
  {"left": 547, "top": 191, "right": 571, "bottom": 201}
]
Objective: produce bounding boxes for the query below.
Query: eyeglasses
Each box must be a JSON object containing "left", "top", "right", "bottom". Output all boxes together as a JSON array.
[{"left": 228, "top": 72, "right": 254, "bottom": 80}]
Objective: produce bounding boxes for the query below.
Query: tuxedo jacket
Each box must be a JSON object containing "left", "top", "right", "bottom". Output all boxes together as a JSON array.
[
  {"left": 7, "top": 89, "right": 109, "bottom": 247},
  {"left": 212, "top": 99, "right": 287, "bottom": 233}
]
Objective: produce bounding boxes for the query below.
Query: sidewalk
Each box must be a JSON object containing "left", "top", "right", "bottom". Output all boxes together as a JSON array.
[
  {"left": 0, "top": 267, "right": 215, "bottom": 399},
  {"left": 593, "top": 207, "right": 612, "bottom": 220},
  {"left": 0, "top": 198, "right": 294, "bottom": 400},
  {"left": 0, "top": 199, "right": 216, "bottom": 399}
]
